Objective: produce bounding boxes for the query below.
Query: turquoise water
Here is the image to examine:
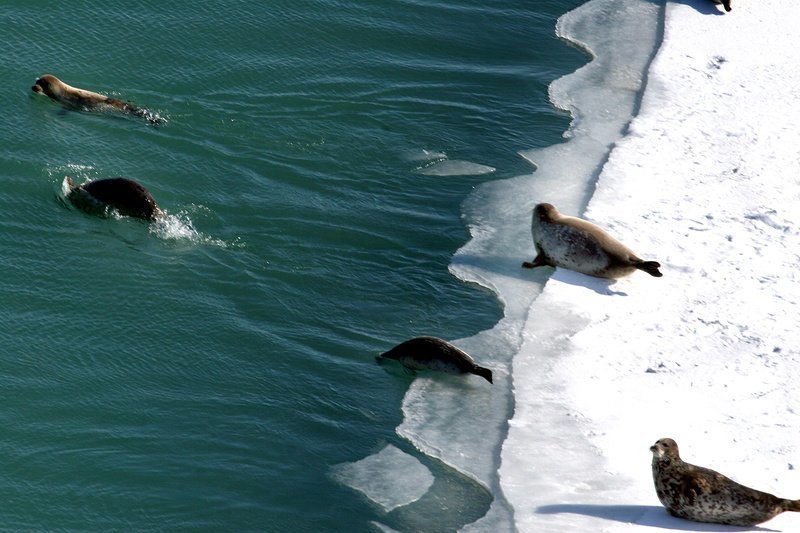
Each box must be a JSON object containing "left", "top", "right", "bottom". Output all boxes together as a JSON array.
[{"left": 2, "top": 1, "right": 587, "bottom": 530}]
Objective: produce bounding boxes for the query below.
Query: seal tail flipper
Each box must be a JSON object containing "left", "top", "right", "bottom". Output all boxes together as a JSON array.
[
  {"left": 635, "top": 260, "right": 663, "bottom": 277},
  {"left": 722, "top": 0, "right": 732, "bottom": 11},
  {"left": 782, "top": 499, "right": 800, "bottom": 512},
  {"left": 471, "top": 366, "right": 493, "bottom": 384}
]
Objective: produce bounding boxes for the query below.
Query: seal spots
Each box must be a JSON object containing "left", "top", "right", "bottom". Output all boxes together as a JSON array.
[
  {"left": 376, "top": 336, "right": 493, "bottom": 383},
  {"left": 522, "top": 203, "right": 662, "bottom": 279},
  {"left": 66, "top": 177, "right": 163, "bottom": 221},
  {"left": 650, "top": 438, "right": 800, "bottom": 526},
  {"left": 32, "top": 74, "right": 164, "bottom": 125}
]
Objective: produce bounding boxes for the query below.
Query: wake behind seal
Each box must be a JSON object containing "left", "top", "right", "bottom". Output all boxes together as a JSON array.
[
  {"left": 650, "top": 438, "right": 800, "bottom": 526},
  {"left": 66, "top": 177, "right": 163, "bottom": 221},
  {"left": 377, "top": 336, "right": 493, "bottom": 383},
  {"left": 32, "top": 74, "right": 164, "bottom": 125},
  {"left": 523, "top": 202, "right": 662, "bottom": 279}
]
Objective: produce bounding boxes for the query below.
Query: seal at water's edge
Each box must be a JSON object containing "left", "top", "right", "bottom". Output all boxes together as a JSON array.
[
  {"left": 66, "top": 177, "right": 163, "bottom": 221},
  {"left": 711, "top": 0, "right": 732, "bottom": 12},
  {"left": 32, "top": 75, "right": 163, "bottom": 125},
  {"left": 376, "top": 336, "right": 493, "bottom": 383},
  {"left": 650, "top": 438, "right": 800, "bottom": 526},
  {"left": 522, "top": 203, "right": 662, "bottom": 279}
]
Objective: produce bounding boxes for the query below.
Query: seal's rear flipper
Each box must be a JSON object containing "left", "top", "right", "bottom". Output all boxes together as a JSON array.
[
  {"left": 637, "top": 260, "right": 663, "bottom": 277},
  {"left": 472, "top": 366, "right": 493, "bottom": 384}
]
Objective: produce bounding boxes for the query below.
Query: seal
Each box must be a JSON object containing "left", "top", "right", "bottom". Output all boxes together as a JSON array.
[
  {"left": 32, "top": 74, "right": 163, "bottom": 125},
  {"left": 711, "top": 0, "right": 732, "bottom": 12},
  {"left": 66, "top": 177, "right": 163, "bottom": 221},
  {"left": 650, "top": 438, "right": 800, "bottom": 526},
  {"left": 376, "top": 336, "right": 493, "bottom": 383},
  {"left": 522, "top": 203, "right": 662, "bottom": 279}
]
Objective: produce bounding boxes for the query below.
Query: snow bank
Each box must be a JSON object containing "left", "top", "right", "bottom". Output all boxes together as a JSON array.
[{"left": 503, "top": 0, "right": 800, "bottom": 531}]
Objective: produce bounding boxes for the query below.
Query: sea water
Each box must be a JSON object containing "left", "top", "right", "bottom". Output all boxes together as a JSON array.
[{"left": 0, "top": 0, "right": 657, "bottom": 531}]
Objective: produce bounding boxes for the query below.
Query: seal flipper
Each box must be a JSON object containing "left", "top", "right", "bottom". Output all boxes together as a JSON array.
[
  {"left": 634, "top": 260, "right": 663, "bottom": 277},
  {"left": 522, "top": 253, "right": 552, "bottom": 269},
  {"left": 471, "top": 365, "right": 493, "bottom": 384},
  {"left": 783, "top": 499, "right": 800, "bottom": 513}
]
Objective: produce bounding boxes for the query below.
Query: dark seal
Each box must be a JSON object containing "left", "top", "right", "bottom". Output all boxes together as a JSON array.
[
  {"left": 32, "top": 74, "right": 163, "bottom": 125},
  {"left": 650, "top": 438, "right": 800, "bottom": 526},
  {"left": 66, "top": 177, "right": 163, "bottom": 221},
  {"left": 523, "top": 202, "right": 662, "bottom": 279},
  {"left": 377, "top": 336, "right": 493, "bottom": 383}
]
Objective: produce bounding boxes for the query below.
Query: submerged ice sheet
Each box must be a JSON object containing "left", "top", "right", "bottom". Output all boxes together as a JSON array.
[
  {"left": 330, "top": 445, "right": 434, "bottom": 513},
  {"left": 503, "top": 0, "right": 800, "bottom": 531},
  {"left": 416, "top": 159, "right": 496, "bottom": 176}
]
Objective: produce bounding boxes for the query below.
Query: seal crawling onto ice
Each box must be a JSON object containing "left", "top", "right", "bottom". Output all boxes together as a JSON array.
[
  {"left": 377, "top": 336, "right": 493, "bottom": 383},
  {"left": 650, "top": 438, "right": 800, "bottom": 526},
  {"left": 32, "top": 74, "right": 163, "bottom": 125},
  {"left": 523, "top": 202, "right": 662, "bottom": 279},
  {"left": 66, "top": 177, "right": 163, "bottom": 221}
]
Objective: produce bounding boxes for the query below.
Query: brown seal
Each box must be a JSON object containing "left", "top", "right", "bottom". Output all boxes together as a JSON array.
[
  {"left": 66, "top": 177, "right": 163, "bottom": 221},
  {"left": 650, "top": 438, "right": 800, "bottom": 526},
  {"left": 32, "top": 74, "right": 163, "bottom": 125},
  {"left": 522, "top": 203, "right": 662, "bottom": 279},
  {"left": 376, "top": 336, "right": 492, "bottom": 383}
]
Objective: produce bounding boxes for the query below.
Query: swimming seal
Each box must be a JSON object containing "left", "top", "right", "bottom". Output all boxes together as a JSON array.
[
  {"left": 711, "top": 0, "right": 732, "bottom": 12},
  {"left": 523, "top": 203, "right": 662, "bottom": 279},
  {"left": 377, "top": 336, "right": 493, "bottom": 383},
  {"left": 66, "top": 177, "right": 163, "bottom": 221},
  {"left": 32, "top": 75, "right": 163, "bottom": 125},
  {"left": 650, "top": 438, "right": 800, "bottom": 526}
]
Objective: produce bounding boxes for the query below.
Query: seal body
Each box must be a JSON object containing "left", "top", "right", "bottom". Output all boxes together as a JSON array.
[
  {"left": 32, "top": 74, "right": 163, "bottom": 124},
  {"left": 523, "top": 203, "right": 662, "bottom": 279},
  {"left": 66, "top": 177, "right": 162, "bottom": 221},
  {"left": 377, "top": 336, "right": 493, "bottom": 383},
  {"left": 650, "top": 438, "right": 800, "bottom": 526}
]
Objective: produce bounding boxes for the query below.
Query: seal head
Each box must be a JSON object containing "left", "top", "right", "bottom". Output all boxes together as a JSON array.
[
  {"left": 523, "top": 202, "right": 662, "bottom": 279},
  {"left": 377, "top": 336, "right": 492, "bottom": 383},
  {"left": 650, "top": 438, "right": 800, "bottom": 526},
  {"left": 66, "top": 177, "right": 162, "bottom": 221}
]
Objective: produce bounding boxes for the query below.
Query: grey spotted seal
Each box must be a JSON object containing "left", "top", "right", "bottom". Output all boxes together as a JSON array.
[
  {"left": 522, "top": 203, "right": 662, "bottom": 279},
  {"left": 377, "top": 336, "right": 492, "bottom": 383},
  {"left": 651, "top": 438, "right": 800, "bottom": 526},
  {"left": 66, "top": 177, "right": 163, "bottom": 221},
  {"left": 711, "top": 0, "right": 732, "bottom": 12},
  {"left": 32, "top": 75, "right": 163, "bottom": 125}
]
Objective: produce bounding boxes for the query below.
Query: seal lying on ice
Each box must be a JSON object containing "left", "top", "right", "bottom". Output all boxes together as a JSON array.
[
  {"left": 32, "top": 74, "right": 163, "bottom": 124},
  {"left": 651, "top": 438, "right": 800, "bottom": 526},
  {"left": 523, "top": 202, "right": 662, "bottom": 279},
  {"left": 377, "top": 336, "right": 493, "bottom": 383}
]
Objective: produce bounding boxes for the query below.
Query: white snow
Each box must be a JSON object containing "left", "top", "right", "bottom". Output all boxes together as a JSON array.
[{"left": 502, "top": 0, "right": 800, "bottom": 531}]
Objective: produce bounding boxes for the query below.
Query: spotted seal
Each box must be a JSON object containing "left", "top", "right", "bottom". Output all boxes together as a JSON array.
[
  {"left": 522, "top": 203, "right": 662, "bottom": 279},
  {"left": 650, "top": 438, "right": 800, "bottom": 526},
  {"left": 377, "top": 336, "right": 493, "bottom": 383},
  {"left": 66, "top": 177, "right": 163, "bottom": 221},
  {"left": 32, "top": 74, "right": 163, "bottom": 124}
]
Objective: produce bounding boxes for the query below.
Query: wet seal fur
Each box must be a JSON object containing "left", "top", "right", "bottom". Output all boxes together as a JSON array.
[
  {"left": 32, "top": 75, "right": 163, "bottom": 125},
  {"left": 66, "top": 177, "right": 163, "bottom": 221},
  {"left": 651, "top": 438, "right": 800, "bottom": 526},
  {"left": 711, "top": 0, "right": 732, "bottom": 12},
  {"left": 523, "top": 203, "right": 662, "bottom": 279},
  {"left": 377, "top": 336, "right": 493, "bottom": 383}
]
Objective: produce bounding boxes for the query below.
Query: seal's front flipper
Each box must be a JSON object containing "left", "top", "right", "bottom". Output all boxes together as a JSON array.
[{"left": 522, "top": 254, "right": 549, "bottom": 269}]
